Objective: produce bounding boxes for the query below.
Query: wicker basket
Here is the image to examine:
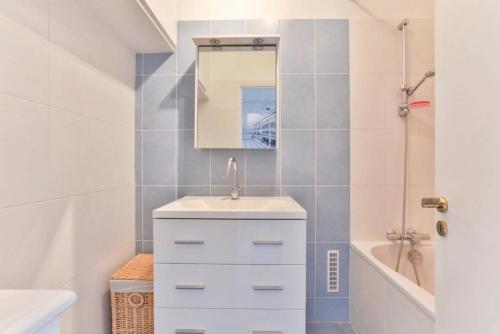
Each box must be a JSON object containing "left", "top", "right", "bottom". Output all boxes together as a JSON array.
[{"left": 110, "top": 254, "right": 154, "bottom": 334}]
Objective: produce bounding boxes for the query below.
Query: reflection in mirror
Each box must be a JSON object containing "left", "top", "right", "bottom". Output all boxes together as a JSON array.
[
  {"left": 196, "top": 45, "right": 277, "bottom": 149},
  {"left": 242, "top": 87, "right": 276, "bottom": 149}
]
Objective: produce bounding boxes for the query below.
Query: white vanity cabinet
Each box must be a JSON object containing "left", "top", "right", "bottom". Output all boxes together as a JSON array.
[{"left": 153, "top": 196, "right": 307, "bottom": 334}]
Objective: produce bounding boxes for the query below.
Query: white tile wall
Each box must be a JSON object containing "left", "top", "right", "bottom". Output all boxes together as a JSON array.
[
  {"left": 0, "top": 1, "right": 135, "bottom": 332},
  {"left": 349, "top": 19, "right": 435, "bottom": 241},
  {"left": 177, "top": 0, "right": 435, "bottom": 20}
]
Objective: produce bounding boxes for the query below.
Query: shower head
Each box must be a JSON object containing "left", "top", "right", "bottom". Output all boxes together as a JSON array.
[
  {"left": 425, "top": 70, "right": 435, "bottom": 78},
  {"left": 408, "top": 70, "right": 436, "bottom": 97}
]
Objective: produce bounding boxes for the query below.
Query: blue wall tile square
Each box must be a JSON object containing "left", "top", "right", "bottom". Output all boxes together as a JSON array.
[
  {"left": 177, "top": 75, "right": 195, "bottom": 129},
  {"left": 315, "top": 242, "right": 350, "bottom": 297},
  {"left": 245, "top": 20, "right": 280, "bottom": 34},
  {"left": 143, "top": 53, "right": 176, "bottom": 75},
  {"left": 178, "top": 21, "right": 210, "bottom": 74},
  {"left": 306, "top": 298, "right": 315, "bottom": 322},
  {"left": 316, "top": 74, "right": 350, "bottom": 129},
  {"left": 142, "top": 186, "right": 176, "bottom": 239},
  {"left": 136, "top": 54, "right": 143, "bottom": 75},
  {"left": 211, "top": 20, "right": 245, "bottom": 34},
  {"left": 281, "top": 130, "right": 315, "bottom": 185},
  {"left": 210, "top": 149, "right": 245, "bottom": 185},
  {"left": 135, "top": 241, "right": 143, "bottom": 254},
  {"left": 281, "top": 74, "right": 315, "bottom": 129},
  {"left": 316, "top": 187, "right": 349, "bottom": 242},
  {"left": 143, "top": 241, "right": 154, "bottom": 254},
  {"left": 280, "top": 20, "right": 315, "bottom": 73},
  {"left": 135, "top": 131, "right": 142, "bottom": 185},
  {"left": 307, "top": 322, "right": 352, "bottom": 334},
  {"left": 307, "top": 243, "right": 315, "bottom": 298},
  {"left": 210, "top": 185, "right": 246, "bottom": 196},
  {"left": 177, "top": 130, "right": 210, "bottom": 185},
  {"left": 142, "top": 75, "right": 177, "bottom": 129},
  {"left": 282, "top": 186, "right": 315, "bottom": 242},
  {"left": 315, "top": 298, "right": 349, "bottom": 322},
  {"left": 177, "top": 186, "right": 210, "bottom": 198},
  {"left": 135, "top": 76, "right": 142, "bottom": 129},
  {"left": 135, "top": 186, "right": 142, "bottom": 240},
  {"left": 316, "top": 130, "right": 349, "bottom": 185},
  {"left": 143, "top": 131, "right": 176, "bottom": 185},
  {"left": 246, "top": 150, "right": 279, "bottom": 185},
  {"left": 245, "top": 186, "right": 280, "bottom": 196},
  {"left": 316, "top": 19, "right": 349, "bottom": 74}
]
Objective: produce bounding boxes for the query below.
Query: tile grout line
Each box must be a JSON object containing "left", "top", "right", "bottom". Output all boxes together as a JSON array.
[
  {"left": 244, "top": 150, "right": 247, "bottom": 195},
  {"left": 208, "top": 20, "right": 213, "bottom": 196},
  {"left": 278, "top": 19, "right": 283, "bottom": 197},
  {"left": 175, "top": 49, "right": 179, "bottom": 201},
  {"left": 140, "top": 53, "right": 145, "bottom": 254},
  {"left": 0, "top": 184, "right": 135, "bottom": 212},
  {"left": 347, "top": 19, "right": 352, "bottom": 323},
  {"left": 0, "top": 90, "right": 135, "bottom": 131},
  {"left": 313, "top": 18, "right": 318, "bottom": 321}
]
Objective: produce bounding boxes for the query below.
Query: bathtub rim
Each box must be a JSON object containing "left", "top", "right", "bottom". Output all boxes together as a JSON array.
[{"left": 350, "top": 240, "right": 436, "bottom": 320}]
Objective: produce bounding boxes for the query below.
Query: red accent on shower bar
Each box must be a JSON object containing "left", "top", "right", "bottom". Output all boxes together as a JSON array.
[{"left": 410, "top": 101, "right": 431, "bottom": 109}]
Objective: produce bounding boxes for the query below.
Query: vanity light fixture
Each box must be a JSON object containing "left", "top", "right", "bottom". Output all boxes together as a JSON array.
[
  {"left": 193, "top": 34, "right": 280, "bottom": 48},
  {"left": 253, "top": 38, "right": 264, "bottom": 45}
]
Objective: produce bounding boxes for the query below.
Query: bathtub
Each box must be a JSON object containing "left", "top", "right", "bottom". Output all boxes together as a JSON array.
[{"left": 350, "top": 241, "right": 435, "bottom": 334}]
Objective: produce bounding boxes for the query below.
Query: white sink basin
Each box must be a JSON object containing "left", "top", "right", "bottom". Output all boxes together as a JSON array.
[{"left": 153, "top": 196, "right": 306, "bottom": 220}]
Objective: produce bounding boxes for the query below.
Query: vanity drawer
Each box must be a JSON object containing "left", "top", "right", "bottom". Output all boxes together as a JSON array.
[
  {"left": 155, "top": 308, "right": 305, "bottom": 334},
  {"left": 153, "top": 219, "right": 306, "bottom": 265},
  {"left": 155, "top": 264, "right": 305, "bottom": 309}
]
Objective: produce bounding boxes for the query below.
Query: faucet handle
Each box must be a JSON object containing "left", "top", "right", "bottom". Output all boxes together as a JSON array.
[
  {"left": 386, "top": 229, "right": 402, "bottom": 241},
  {"left": 406, "top": 228, "right": 416, "bottom": 235}
]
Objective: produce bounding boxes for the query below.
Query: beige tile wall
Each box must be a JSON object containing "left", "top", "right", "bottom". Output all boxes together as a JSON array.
[
  {"left": 349, "top": 19, "right": 435, "bottom": 241},
  {"left": 177, "top": 0, "right": 435, "bottom": 20},
  {"left": 0, "top": 1, "right": 135, "bottom": 332}
]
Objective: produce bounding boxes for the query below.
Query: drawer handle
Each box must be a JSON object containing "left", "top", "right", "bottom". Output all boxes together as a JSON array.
[
  {"left": 174, "top": 240, "right": 205, "bottom": 245},
  {"left": 253, "top": 331, "right": 283, "bottom": 334},
  {"left": 175, "top": 284, "right": 206, "bottom": 290},
  {"left": 253, "top": 285, "right": 284, "bottom": 291},
  {"left": 175, "top": 330, "right": 205, "bottom": 334},
  {"left": 253, "top": 241, "right": 283, "bottom": 246}
]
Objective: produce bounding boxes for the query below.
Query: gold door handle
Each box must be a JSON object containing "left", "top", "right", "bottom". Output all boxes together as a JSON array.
[{"left": 421, "top": 197, "right": 448, "bottom": 212}]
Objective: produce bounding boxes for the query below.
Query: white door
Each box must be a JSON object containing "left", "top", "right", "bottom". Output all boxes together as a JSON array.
[{"left": 436, "top": 1, "right": 500, "bottom": 333}]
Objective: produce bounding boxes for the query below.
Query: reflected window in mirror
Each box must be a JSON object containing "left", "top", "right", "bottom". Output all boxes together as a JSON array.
[{"left": 242, "top": 87, "right": 276, "bottom": 149}]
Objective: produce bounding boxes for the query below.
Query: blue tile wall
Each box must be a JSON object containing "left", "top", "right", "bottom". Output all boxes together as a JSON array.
[
  {"left": 281, "top": 74, "right": 315, "bottom": 129},
  {"left": 135, "top": 19, "right": 350, "bottom": 327}
]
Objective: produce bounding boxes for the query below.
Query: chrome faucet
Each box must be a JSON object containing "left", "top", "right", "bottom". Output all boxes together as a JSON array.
[
  {"left": 226, "top": 157, "right": 240, "bottom": 200},
  {"left": 386, "top": 228, "right": 430, "bottom": 246}
]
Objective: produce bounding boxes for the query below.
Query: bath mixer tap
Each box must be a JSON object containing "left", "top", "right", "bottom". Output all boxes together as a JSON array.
[
  {"left": 405, "top": 229, "right": 431, "bottom": 244},
  {"left": 226, "top": 157, "right": 240, "bottom": 200},
  {"left": 386, "top": 228, "right": 430, "bottom": 245}
]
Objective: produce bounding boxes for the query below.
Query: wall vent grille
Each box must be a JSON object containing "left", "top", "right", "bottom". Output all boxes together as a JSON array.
[{"left": 327, "top": 250, "right": 339, "bottom": 293}]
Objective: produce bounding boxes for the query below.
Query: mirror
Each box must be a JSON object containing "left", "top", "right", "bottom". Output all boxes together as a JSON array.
[{"left": 194, "top": 40, "right": 278, "bottom": 149}]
